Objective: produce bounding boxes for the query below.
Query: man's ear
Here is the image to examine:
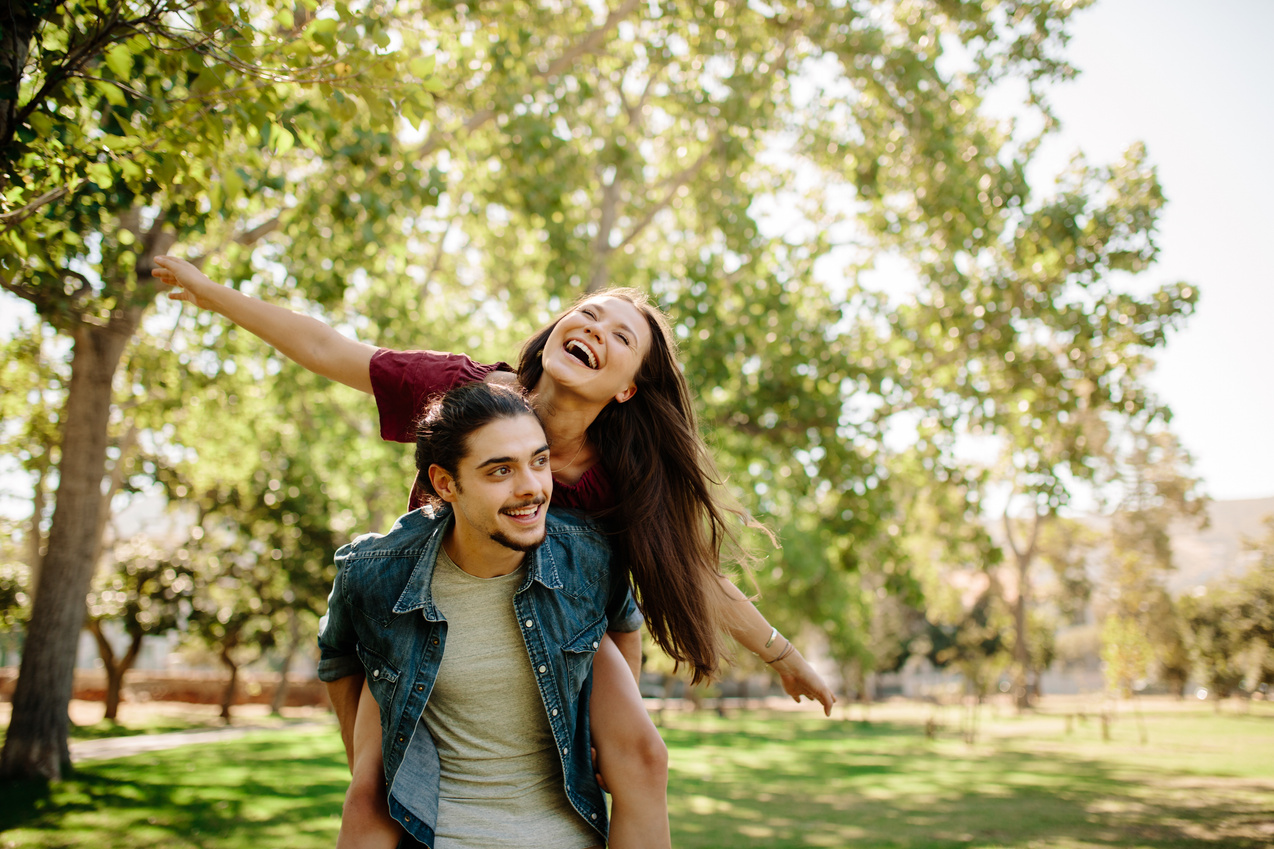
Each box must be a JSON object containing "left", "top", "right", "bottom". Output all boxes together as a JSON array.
[
  {"left": 614, "top": 383, "right": 637, "bottom": 404},
  {"left": 429, "top": 464, "right": 460, "bottom": 503}
]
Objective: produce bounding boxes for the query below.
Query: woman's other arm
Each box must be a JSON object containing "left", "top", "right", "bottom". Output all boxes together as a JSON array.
[
  {"left": 152, "top": 255, "right": 376, "bottom": 393},
  {"left": 717, "top": 576, "right": 837, "bottom": 715}
]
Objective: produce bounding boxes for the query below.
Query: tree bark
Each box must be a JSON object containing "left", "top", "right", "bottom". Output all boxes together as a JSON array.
[
  {"left": 0, "top": 1, "right": 38, "bottom": 152},
  {"left": 269, "top": 611, "right": 302, "bottom": 716},
  {"left": 26, "top": 463, "right": 47, "bottom": 597},
  {"left": 1004, "top": 508, "right": 1044, "bottom": 712},
  {"left": 88, "top": 620, "right": 144, "bottom": 721},
  {"left": 219, "top": 644, "right": 240, "bottom": 724},
  {"left": 0, "top": 316, "right": 135, "bottom": 780}
]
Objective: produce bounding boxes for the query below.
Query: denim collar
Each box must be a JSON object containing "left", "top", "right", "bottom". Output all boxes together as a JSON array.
[{"left": 390, "top": 506, "right": 565, "bottom": 619}]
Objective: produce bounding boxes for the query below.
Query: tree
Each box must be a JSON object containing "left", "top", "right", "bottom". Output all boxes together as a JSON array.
[
  {"left": 1181, "top": 587, "right": 1246, "bottom": 704},
  {"left": 85, "top": 534, "right": 195, "bottom": 720},
  {"left": 1233, "top": 517, "right": 1274, "bottom": 694},
  {"left": 889, "top": 145, "right": 1198, "bottom": 708},
  {"left": 1, "top": 0, "right": 1109, "bottom": 777},
  {"left": 1099, "top": 427, "right": 1205, "bottom": 697},
  {"left": 0, "top": 0, "right": 433, "bottom": 780}
]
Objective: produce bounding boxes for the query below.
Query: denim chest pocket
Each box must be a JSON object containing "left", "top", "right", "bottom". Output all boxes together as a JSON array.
[
  {"left": 560, "top": 613, "right": 608, "bottom": 693},
  {"left": 544, "top": 536, "right": 609, "bottom": 601},
  {"left": 356, "top": 643, "right": 402, "bottom": 706}
]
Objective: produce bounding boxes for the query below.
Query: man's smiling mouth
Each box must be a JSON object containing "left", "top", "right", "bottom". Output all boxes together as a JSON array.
[{"left": 502, "top": 499, "right": 545, "bottom": 519}]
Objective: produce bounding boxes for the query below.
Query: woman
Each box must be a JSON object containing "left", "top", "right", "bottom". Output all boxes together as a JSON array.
[{"left": 153, "top": 255, "right": 835, "bottom": 848}]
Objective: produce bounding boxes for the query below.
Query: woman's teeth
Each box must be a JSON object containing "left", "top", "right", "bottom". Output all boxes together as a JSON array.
[{"left": 565, "top": 340, "right": 598, "bottom": 369}]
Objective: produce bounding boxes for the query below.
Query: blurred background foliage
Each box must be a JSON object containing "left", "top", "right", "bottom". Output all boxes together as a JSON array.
[{"left": 2, "top": 0, "right": 1268, "bottom": 780}]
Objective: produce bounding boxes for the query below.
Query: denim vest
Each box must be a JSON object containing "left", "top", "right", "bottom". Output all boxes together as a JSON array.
[{"left": 317, "top": 506, "right": 638, "bottom": 847}]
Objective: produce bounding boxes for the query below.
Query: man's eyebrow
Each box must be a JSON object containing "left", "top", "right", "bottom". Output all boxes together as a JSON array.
[{"left": 474, "top": 444, "right": 550, "bottom": 469}]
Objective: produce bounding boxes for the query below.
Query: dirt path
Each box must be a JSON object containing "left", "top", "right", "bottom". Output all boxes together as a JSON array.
[{"left": 1, "top": 699, "right": 337, "bottom": 763}]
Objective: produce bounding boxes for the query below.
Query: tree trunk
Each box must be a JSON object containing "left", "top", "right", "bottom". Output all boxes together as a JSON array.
[
  {"left": 220, "top": 648, "right": 240, "bottom": 724},
  {"left": 88, "top": 620, "right": 144, "bottom": 722},
  {"left": 26, "top": 463, "right": 46, "bottom": 596},
  {"left": 1011, "top": 549, "right": 1031, "bottom": 709},
  {"left": 269, "top": 612, "right": 302, "bottom": 716},
  {"left": 0, "top": 1, "right": 38, "bottom": 151},
  {"left": 1004, "top": 509, "right": 1045, "bottom": 712},
  {"left": 0, "top": 318, "right": 134, "bottom": 780}
]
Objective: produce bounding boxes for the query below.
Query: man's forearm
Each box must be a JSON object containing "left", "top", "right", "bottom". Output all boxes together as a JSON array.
[{"left": 325, "top": 673, "right": 366, "bottom": 770}]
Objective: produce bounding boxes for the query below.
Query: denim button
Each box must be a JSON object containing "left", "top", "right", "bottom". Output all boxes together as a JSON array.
[
  {"left": 524, "top": 619, "right": 534, "bottom": 628},
  {"left": 538, "top": 665, "right": 547, "bottom": 673}
]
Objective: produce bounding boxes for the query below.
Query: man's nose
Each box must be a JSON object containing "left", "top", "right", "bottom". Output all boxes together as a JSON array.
[{"left": 514, "top": 466, "right": 545, "bottom": 496}]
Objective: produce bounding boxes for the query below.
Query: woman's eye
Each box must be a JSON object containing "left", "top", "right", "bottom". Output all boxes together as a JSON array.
[{"left": 617, "top": 333, "right": 630, "bottom": 345}]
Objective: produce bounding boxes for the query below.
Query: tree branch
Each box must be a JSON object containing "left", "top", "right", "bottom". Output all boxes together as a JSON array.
[{"left": 416, "top": 0, "right": 642, "bottom": 160}]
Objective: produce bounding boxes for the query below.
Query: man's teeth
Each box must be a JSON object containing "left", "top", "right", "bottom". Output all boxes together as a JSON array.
[
  {"left": 506, "top": 506, "right": 538, "bottom": 517},
  {"left": 566, "top": 340, "right": 598, "bottom": 369}
]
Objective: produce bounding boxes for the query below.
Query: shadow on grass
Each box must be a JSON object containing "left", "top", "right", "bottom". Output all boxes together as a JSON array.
[
  {"left": 0, "top": 731, "right": 347, "bottom": 849},
  {"left": 662, "top": 713, "right": 1274, "bottom": 849}
]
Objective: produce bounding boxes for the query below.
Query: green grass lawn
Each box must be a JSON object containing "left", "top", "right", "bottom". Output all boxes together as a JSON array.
[{"left": 1, "top": 698, "right": 1272, "bottom": 848}]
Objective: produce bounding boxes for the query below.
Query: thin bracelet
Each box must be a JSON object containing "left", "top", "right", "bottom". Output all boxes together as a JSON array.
[
  {"left": 765, "top": 640, "right": 795, "bottom": 664},
  {"left": 763, "top": 626, "right": 778, "bottom": 649}
]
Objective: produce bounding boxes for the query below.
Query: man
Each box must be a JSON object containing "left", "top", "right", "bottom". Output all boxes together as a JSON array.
[{"left": 318, "top": 382, "right": 639, "bottom": 848}]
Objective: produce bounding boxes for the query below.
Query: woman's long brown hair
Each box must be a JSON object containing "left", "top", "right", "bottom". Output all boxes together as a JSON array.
[{"left": 518, "top": 289, "right": 745, "bottom": 683}]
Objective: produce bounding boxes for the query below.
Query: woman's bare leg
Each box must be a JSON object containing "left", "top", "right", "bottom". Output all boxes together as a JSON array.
[
  {"left": 336, "top": 680, "right": 406, "bottom": 849},
  {"left": 590, "top": 634, "right": 671, "bottom": 849}
]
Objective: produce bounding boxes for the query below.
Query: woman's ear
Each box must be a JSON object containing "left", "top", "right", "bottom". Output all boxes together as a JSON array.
[
  {"left": 614, "top": 384, "right": 638, "bottom": 404},
  {"left": 429, "top": 464, "right": 460, "bottom": 503}
]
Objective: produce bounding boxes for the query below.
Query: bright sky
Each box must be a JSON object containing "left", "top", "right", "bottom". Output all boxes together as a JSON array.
[{"left": 1026, "top": 0, "right": 1274, "bottom": 502}]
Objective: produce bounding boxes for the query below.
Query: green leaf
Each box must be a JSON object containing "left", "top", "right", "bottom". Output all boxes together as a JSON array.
[
  {"left": 27, "top": 112, "right": 54, "bottom": 137},
  {"left": 97, "top": 79, "right": 127, "bottom": 107},
  {"left": 272, "top": 125, "right": 295, "bottom": 156},
  {"left": 105, "top": 44, "right": 132, "bottom": 80},
  {"left": 86, "top": 162, "right": 114, "bottom": 188},
  {"left": 409, "top": 55, "right": 435, "bottom": 78},
  {"left": 308, "top": 18, "right": 338, "bottom": 36}
]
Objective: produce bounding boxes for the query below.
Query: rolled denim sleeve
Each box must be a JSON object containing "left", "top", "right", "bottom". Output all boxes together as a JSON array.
[
  {"left": 317, "top": 547, "right": 363, "bottom": 682},
  {"left": 605, "top": 581, "right": 644, "bottom": 633}
]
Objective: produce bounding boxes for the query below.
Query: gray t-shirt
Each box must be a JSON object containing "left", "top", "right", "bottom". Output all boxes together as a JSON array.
[{"left": 422, "top": 547, "right": 600, "bottom": 849}]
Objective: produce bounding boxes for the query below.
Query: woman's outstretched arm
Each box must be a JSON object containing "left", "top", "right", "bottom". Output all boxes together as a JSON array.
[
  {"left": 152, "top": 255, "right": 377, "bottom": 393},
  {"left": 717, "top": 576, "right": 837, "bottom": 715}
]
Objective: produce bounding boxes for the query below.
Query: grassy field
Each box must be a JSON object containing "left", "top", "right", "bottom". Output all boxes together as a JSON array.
[{"left": 1, "top": 697, "right": 1271, "bottom": 848}]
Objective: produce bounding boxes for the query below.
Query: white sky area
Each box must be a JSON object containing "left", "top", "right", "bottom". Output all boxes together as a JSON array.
[{"left": 1026, "top": 0, "right": 1273, "bottom": 501}]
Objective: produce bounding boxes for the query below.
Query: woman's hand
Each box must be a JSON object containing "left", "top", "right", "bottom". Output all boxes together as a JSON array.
[
  {"left": 152, "top": 255, "right": 220, "bottom": 310},
  {"left": 771, "top": 645, "right": 836, "bottom": 716},
  {"left": 149, "top": 253, "right": 376, "bottom": 392}
]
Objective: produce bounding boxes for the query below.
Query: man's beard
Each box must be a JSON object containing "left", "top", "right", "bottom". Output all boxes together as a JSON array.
[{"left": 489, "top": 528, "right": 546, "bottom": 553}]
